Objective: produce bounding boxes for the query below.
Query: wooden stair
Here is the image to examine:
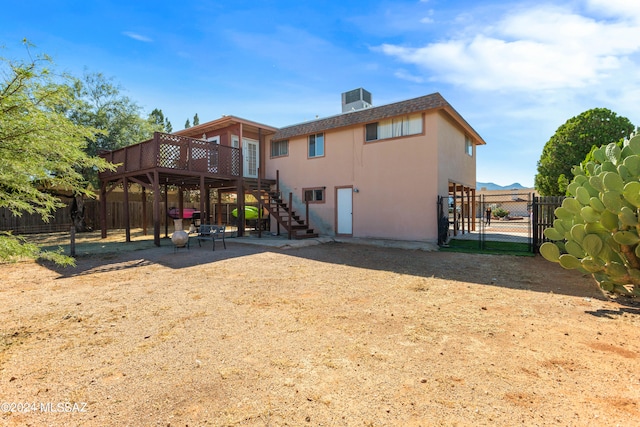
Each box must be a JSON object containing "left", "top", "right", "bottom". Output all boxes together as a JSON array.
[{"left": 247, "top": 186, "right": 319, "bottom": 239}]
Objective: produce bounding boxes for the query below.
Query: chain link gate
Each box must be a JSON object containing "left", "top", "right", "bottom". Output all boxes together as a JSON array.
[{"left": 477, "top": 193, "right": 534, "bottom": 253}]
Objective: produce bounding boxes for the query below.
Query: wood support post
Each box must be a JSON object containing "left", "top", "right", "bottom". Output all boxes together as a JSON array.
[
  {"left": 100, "top": 181, "right": 107, "bottom": 239},
  {"left": 153, "top": 171, "right": 161, "bottom": 246},
  {"left": 123, "top": 177, "right": 131, "bottom": 242},
  {"left": 142, "top": 186, "right": 147, "bottom": 235}
]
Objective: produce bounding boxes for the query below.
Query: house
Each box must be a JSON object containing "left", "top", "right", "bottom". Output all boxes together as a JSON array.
[
  {"left": 266, "top": 90, "right": 485, "bottom": 242},
  {"left": 98, "top": 90, "right": 485, "bottom": 245}
]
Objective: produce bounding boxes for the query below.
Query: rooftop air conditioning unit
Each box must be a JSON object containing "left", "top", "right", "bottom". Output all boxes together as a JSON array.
[{"left": 341, "top": 88, "right": 372, "bottom": 113}]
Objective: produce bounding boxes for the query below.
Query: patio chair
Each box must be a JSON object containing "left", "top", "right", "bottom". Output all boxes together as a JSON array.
[{"left": 196, "top": 224, "right": 226, "bottom": 251}]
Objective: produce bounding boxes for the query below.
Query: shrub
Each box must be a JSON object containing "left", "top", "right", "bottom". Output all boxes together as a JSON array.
[
  {"left": 493, "top": 207, "right": 510, "bottom": 218},
  {"left": 540, "top": 135, "right": 640, "bottom": 297}
]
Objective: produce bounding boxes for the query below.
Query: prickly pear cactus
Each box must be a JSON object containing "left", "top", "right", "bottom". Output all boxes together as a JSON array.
[{"left": 540, "top": 134, "right": 640, "bottom": 297}]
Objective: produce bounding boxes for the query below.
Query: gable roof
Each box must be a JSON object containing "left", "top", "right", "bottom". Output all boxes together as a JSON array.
[
  {"left": 173, "top": 115, "right": 278, "bottom": 137},
  {"left": 272, "top": 92, "right": 486, "bottom": 145}
]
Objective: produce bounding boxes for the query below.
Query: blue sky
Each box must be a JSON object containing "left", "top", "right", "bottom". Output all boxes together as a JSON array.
[{"left": 3, "top": 0, "right": 640, "bottom": 188}]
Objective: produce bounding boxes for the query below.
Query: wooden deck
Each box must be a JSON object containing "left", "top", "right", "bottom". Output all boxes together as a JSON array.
[
  {"left": 98, "top": 132, "right": 279, "bottom": 246},
  {"left": 99, "top": 132, "right": 242, "bottom": 189}
]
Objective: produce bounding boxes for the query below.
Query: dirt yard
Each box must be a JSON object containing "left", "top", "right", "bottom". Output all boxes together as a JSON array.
[{"left": 0, "top": 232, "right": 639, "bottom": 426}]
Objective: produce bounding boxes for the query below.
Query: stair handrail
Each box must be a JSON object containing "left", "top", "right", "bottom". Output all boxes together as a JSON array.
[
  {"left": 306, "top": 199, "right": 309, "bottom": 229},
  {"left": 288, "top": 192, "right": 293, "bottom": 240}
]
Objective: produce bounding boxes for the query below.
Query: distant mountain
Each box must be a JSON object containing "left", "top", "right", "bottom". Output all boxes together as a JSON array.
[{"left": 476, "top": 182, "right": 528, "bottom": 190}]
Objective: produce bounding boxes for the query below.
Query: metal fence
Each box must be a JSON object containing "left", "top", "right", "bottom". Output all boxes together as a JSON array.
[
  {"left": 531, "top": 196, "right": 564, "bottom": 252},
  {"left": 440, "top": 192, "right": 565, "bottom": 254},
  {"left": 478, "top": 193, "right": 533, "bottom": 253}
]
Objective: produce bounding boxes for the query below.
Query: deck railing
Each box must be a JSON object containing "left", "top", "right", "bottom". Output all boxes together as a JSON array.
[{"left": 99, "top": 132, "right": 241, "bottom": 179}]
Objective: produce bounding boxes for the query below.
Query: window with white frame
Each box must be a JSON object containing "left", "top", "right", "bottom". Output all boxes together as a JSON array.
[
  {"left": 308, "top": 133, "right": 324, "bottom": 158},
  {"left": 271, "top": 140, "right": 288, "bottom": 157},
  {"left": 365, "top": 113, "right": 423, "bottom": 142}
]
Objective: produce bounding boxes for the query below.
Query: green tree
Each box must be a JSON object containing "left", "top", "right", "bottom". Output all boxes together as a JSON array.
[
  {"left": 148, "top": 108, "right": 172, "bottom": 133},
  {"left": 70, "top": 71, "right": 157, "bottom": 159},
  {"left": 193, "top": 113, "right": 199, "bottom": 126},
  {"left": 185, "top": 118, "right": 191, "bottom": 128},
  {"left": 535, "top": 108, "right": 635, "bottom": 196},
  {"left": 148, "top": 108, "right": 165, "bottom": 128},
  {"left": 67, "top": 72, "right": 162, "bottom": 230},
  {"left": 0, "top": 43, "right": 113, "bottom": 264}
]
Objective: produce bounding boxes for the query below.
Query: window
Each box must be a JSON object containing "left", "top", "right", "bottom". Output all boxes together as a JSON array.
[
  {"left": 465, "top": 136, "right": 473, "bottom": 156},
  {"left": 308, "top": 133, "right": 324, "bottom": 158},
  {"left": 303, "top": 187, "right": 325, "bottom": 203},
  {"left": 365, "top": 113, "right": 423, "bottom": 142},
  {"left": 365, "top": 123, "right": 378, "bottom": 141},
  {"left": 271, "top": 140, "right": 288, "bottom": 157}
]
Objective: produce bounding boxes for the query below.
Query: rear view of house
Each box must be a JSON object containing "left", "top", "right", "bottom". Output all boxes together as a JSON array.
[
  {"left": 96, "top": 89, "right": 484, "bottom": 245},
  {"left": 266, "top": 90, "right": 486, "bottom": 243}
]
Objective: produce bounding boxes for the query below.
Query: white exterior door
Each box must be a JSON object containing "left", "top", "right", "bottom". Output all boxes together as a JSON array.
[
  {"left": 337, "top": 187, "right": 353, "bottom": 235},
  {"left": 207, "top": 136, "right": 220, "bottom": 173},
  {"left": 243, "top": 138, "right": 259, "bottom": 178}
]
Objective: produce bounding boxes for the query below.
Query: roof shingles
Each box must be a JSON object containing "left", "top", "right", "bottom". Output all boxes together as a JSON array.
[{"left": 272, "top": 92, "right": 467, "bottom": 141}]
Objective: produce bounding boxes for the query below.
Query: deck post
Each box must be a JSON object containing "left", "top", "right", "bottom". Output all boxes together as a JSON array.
[
  {"left": 199, "top": 175, "right": 206, "bottom": 227},
  {"left": 153, "top": 170, "right": 161, "bottom": 246},
  {"left": 142, "top": 186, "right": 147, "bottom": 235},
  {"left": 237, "top": 123, "right": 245, "bottom": 237},
  {"left": 471, "top": 187, "right": 476, "bottom": 231},
  {"left": 257, "top": 168, "right": 262, "bottom": 238},
  {"left": 123, "top": 177, "right": 131, "bottom": 242},
  {"left": 100, "top": 181, "right": 107, "bottom": 239},
  {"left": 164, "top": 182, "right": 169, "bottom": 238},
  {"left": 452, "top": 183, "right": 458, "bottom": 236},
  {"left": 216, "top": 189, "right": 222, "bottom": 225},
  {"left": 237, "top": 179, "right": 245, "bottom": 237},
  {"left": 178, "top": 187, "right": 184, "bottom": 224}
]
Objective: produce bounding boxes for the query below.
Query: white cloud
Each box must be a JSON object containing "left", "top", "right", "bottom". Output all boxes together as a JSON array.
[
  {"left": 123, "top": 32, "right": 153, "bottom": 42},
  {"left": 378, "top": 2, "right": 640, "bottom": 92},
  {"left": 586, "top": 0, "right": 640, "bottom": 22}
]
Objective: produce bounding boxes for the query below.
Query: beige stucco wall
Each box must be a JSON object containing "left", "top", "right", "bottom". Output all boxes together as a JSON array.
[
  {"left": 266, "top": 111, "right": 476, "bottom": 242},
  {"left": 436, "top": 112, "right": 477, "bottom": 196}
]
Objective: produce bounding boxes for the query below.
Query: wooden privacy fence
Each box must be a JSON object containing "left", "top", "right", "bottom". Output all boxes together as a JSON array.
[
  {"left": 0, "top": 200, "right": 79, "bottom": 234},
  {"left": 1, "top": 200, "right": 262, "bottom": 234}
]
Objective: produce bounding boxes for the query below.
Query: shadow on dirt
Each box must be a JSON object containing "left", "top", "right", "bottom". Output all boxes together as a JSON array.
[{"left": 32, "top": 229, "right": 618, "bottom": 302}]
